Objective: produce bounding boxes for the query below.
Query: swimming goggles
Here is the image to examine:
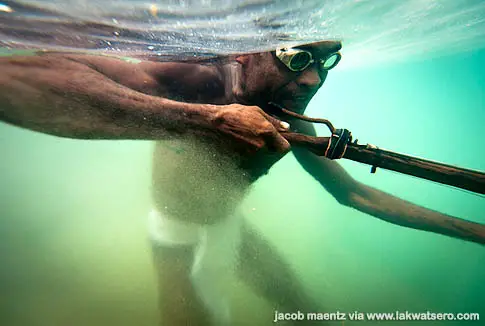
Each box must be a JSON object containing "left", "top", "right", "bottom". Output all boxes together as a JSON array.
[{"left": 276, "top": 47, "right": 341, "bottom": 72}]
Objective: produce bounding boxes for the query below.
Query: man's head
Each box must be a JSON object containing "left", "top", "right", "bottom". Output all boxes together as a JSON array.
[{"left": 235, "top": 40, "right": 342, "bottom": 113}]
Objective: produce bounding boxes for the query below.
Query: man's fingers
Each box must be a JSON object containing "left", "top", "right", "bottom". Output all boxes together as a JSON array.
[
  {"left": 257, "top": 111, "right": 291, "bottom": 153},
  {"left": 263, "top": 112, "right": 290, "bottom": 132},
  {"left": 261, "top": 128, "right": 290, "bottom": 153},
  {"left": 274, "top": 133, "right": 291, "bottom": 153},
  {"left": 280, "top": 121, "right": 290, "bottom": 130}
]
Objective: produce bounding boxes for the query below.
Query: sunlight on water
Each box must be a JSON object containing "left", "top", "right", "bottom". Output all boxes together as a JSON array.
[{"left": 1, "top": 0, "right": 485, "bottom": 68}]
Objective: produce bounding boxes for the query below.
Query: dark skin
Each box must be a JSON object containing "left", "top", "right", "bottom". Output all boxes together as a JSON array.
[
  {"left": 1, "top": 41, "right": 484, "bottom": 325},
  {"left": 0, "top": 51, "right": 290, "bottom": 181},
  {"left": 0, "top": 52, "right": 288, "bottom": 149}
]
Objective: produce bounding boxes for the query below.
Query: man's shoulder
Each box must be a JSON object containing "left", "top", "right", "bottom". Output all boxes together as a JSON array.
[{"left": 145, "top": 61, "right": 223, "bottom": 81}]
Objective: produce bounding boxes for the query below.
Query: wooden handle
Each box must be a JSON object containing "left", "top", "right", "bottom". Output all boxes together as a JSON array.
[
  {"left": 282, "top": 132, "right": 330, "bottom": 156},
  {"left": 283, "top": 131, "right": 485, "bottom": 195},
  {"left": 344, "top": 143, "right": 485, "bottom": 195}
]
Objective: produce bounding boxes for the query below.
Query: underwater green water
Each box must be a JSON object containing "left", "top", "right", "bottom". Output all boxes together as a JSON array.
[{"left": 0, "top": 48, "right": 484, "bottom": 326}]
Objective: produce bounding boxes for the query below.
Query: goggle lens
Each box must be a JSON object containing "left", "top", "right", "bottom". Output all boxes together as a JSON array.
[
  {"left": 321, "top": 53, "right": 340, "bottom": 70},
  {"left": 290, "top": 51, "right": 312, "bottom": 71}
]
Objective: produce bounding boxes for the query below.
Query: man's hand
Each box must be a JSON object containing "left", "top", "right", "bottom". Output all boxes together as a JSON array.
[
  {"left": 210, "top": 103, "right": 291, "bottom": 179},
  {"left": 212, "top": 104, "right": 291, "bottom": 154}
]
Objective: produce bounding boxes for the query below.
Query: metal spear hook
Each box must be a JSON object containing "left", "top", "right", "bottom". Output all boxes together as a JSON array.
[{"left": 267, "top": 102, "right": 485, "bottom": 195}]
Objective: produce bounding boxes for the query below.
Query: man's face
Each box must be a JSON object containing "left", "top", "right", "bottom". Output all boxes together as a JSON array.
[{"left": 241, "top": 41, "right": 342, "bottom": 114}]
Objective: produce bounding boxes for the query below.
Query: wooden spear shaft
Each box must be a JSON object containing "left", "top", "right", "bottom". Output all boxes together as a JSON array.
[{"left": 283, "top": 132, "right": 485, "bottom": 195}]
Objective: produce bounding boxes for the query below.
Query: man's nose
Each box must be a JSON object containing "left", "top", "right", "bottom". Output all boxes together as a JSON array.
[{"left": 296, "top": 67, "right": 327, "bottom": 89}]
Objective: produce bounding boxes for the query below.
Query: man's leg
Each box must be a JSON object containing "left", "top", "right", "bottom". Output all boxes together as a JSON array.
[
  {"left": 149, "top": 139, "right": 251, "bottom": 325},
  {"left": 237, "top": 221, "right": 322, "bottom": 322},
  {"left": 151, "top": 243, "right": 212, "bottom": 325}
]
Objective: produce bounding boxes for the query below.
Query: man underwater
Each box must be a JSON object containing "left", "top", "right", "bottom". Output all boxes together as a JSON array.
[{"left": 1, "top": 40, "right": 484, "bottom": 325}]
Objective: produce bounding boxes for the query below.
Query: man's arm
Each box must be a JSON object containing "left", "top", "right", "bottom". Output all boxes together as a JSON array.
[
  {"left": 0, "top": 53, "right": 213, "bottom": 139},
  {"left": 0, "top": 53, "right": 289, "bottom": 154},
  {"left": 290, "top": 119, "right": 485, "bottom": 245}
]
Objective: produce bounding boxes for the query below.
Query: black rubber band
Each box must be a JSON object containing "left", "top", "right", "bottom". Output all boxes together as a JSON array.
[{"left": 325, "top": 129, "right": 351, "bottom": 159}]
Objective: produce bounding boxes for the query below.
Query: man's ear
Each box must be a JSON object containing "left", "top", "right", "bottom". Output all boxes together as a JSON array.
[{"left": 235, "top": 55, "right": 250, "bottom": 65}]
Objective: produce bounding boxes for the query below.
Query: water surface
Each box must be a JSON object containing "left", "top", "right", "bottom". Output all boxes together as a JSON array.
[{"left": 1, "top": 1, "right": 484, "bottom": 325}]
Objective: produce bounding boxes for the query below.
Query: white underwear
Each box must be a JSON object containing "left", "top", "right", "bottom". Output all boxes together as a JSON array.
[{"left": 148, "top": 208, "right": 243, "bottom": 326}]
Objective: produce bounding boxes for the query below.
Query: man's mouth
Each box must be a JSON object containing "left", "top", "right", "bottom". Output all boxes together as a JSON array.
[
  {"left": 272, "top": 87, "right": 314, "bottom": 112},
  {"left": 293, "top": 95, "right": 308, "bottom": 101},
  {"left": 277, "top": 96, "right": 308, "bottom": 114}
]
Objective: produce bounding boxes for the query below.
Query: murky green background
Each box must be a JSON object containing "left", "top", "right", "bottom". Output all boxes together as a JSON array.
[{"left": 1, "top": 48, "right": 484, "bottom": 325}]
